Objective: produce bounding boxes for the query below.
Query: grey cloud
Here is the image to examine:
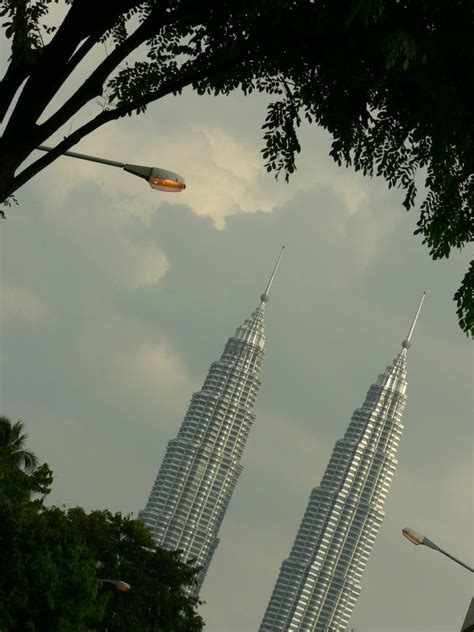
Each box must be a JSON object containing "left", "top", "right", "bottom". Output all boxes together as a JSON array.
[{"left": 1, "top": 100, "right": 471, "bottom": 632}]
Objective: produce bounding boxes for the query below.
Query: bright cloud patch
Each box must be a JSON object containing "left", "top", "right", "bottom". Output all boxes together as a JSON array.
[
  {"left": 134, "top": 343, "right": 197, "bottom": 410},
  {"left": 1, "top": 284, "right": 48, "bottom": 323}
]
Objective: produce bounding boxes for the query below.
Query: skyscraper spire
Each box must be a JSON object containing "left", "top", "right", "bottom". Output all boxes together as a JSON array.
[
  {"left": 402, "top": 291, "right": 426, "bottom": 349},
  {"left": 381, "top": 292, "right": 426, "bottom": 394},
  {"left": 260, "top": 294, "right": 425, "bottom": 632},
  {"left": 139, "top": 250, "right": 283, "bottom": 596},
  {"left": 260, "top": 245, "right": 285, "bottom": 305}
]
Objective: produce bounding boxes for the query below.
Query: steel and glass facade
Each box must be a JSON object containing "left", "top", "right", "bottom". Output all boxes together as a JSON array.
[
  {"left": 140, "top": 250, "right": 283, "bottom": 595},
  {"left": 260, "top": 296, "right": 425, "bottom": 631}
]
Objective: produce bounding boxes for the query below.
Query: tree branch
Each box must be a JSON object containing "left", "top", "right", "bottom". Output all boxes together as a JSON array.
[
  {"left": 37, "top": 6, "right": 170, "bottom": 142},
  {"left": 1, "top": 0, "right": 146, "bottom": 140},
  {"left": 0, "top": 61, "right": 31, "bottom": 124}
]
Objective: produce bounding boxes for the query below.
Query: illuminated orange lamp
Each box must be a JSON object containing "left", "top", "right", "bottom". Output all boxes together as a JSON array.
[{"left": 148, "top": 167, "right": 186, "bottom": 192}]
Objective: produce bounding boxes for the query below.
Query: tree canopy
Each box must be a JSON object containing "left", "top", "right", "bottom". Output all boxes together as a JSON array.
[
  {"left": 0, "top": 417, "right": 204, "bottom": 631},
  {"left": 0, "top": 0, "right": 472, "bottom": 334}
]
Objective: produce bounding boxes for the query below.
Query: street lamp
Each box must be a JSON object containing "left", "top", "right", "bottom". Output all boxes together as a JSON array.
[
  {"left": 402, "top": 527, "right": 473, "bottom": 632},
  {"left": 402, "top": 527, "right": 474, "bottom": 573},
  {"left": 98, "top": 579, "right": 131, "bottom": 592},
  {"left": 36, "top": 145, "right": 186, "bottom": 192}
]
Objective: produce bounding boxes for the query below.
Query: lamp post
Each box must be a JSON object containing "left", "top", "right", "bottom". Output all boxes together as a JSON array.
[
  {"left": 461, "top": 599, "right": 474, "bottom": 632},
  {"left": 402, "top": 527, "right": 474, "bottom": 573},
  {"left": 402, "top": 527, "right": 473, "bottom": 631},
  {"left": 36, "top": 145, "right": 186, "bottom": 192}
]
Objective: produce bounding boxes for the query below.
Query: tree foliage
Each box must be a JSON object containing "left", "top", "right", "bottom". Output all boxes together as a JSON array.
[
  {"left": 0, "top": 416, "right": 38, "bottom": 474},
  {"left": 1, "top": 505, "right": 107, "bottom": 631},
  {"left": 70, "top": 509, "right": 204, "bottom": 631},
  {"left": 0, "top": 416, "right": 51, "bottom": 507},
  {"left": 0, "top": 0, "right": 472, "bottom": 334},
  {"left": 0, "top": 417, "right": 204, "bottom": 631}
]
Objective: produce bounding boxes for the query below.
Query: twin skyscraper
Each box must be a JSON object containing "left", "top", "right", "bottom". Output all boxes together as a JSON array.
[{"left": 139, "top": 248, "right": 425, "bottom": 631}]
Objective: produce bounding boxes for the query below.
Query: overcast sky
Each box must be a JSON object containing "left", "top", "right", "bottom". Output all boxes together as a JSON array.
[{"left": 1, "top": 26, "right": 473, "bottom": 632}]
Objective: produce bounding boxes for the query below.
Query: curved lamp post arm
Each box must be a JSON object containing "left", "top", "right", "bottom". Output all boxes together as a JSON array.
[{"left": 36, "top": 145, "right": 186, "bottom": 192}]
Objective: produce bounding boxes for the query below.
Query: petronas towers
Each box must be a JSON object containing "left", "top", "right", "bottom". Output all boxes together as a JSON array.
[
  {"left": 139, "top": 247, "right": 284, "bottom": 594},
  {"left": 140, "top": 249, "right": 424, "bottom": 630},
  {"left": 260, "top": 293, "right": 425, "bottom": 631}
]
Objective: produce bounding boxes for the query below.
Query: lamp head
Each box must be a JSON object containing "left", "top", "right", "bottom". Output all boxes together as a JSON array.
[
  {"left": 148, "top": 167, "right": 186, "bottom": 192},
  {"left": 402, "top": 527, "right": 425, "bottom": 546}
]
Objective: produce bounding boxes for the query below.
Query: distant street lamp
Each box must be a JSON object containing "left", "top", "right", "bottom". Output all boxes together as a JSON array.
[
  {"left": 402, "top": 527, "right": 473, "bottom": 632},
  {"left": 98, "top": 579, "right": 131, "bottom": 592},
  {"left": 36, "top": 145, "right": 186, "bottom": 192},
  {"left": 402, "top": 527, "right": 474, "bottom": 573}
]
